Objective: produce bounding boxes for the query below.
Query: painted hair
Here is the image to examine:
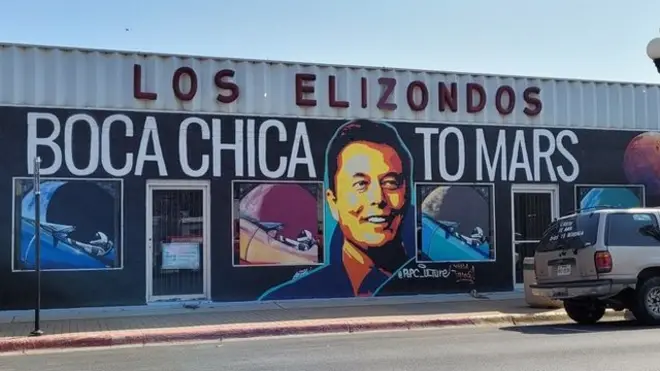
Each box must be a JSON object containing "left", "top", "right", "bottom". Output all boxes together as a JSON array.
[{"left": 325, "top": 119, "right": 412, "bottom": 203}]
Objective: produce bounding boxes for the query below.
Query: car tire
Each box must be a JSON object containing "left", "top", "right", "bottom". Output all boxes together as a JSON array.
[
  {"left": 563, "top": 300, "right": 606, "bottom": 325},
  {"left": 632, "top": 276, "right": 660, "bottom": 325}
]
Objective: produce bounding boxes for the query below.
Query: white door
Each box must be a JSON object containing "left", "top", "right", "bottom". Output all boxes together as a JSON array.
[
  {"left": 146, "top": 180, "right": 211, "bottom": 302},
  {"left": 511, "top": 184, "right": 559, "bottom": 287}
]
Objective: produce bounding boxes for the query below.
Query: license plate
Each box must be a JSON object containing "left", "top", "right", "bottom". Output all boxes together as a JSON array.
[{"left": 557, "top": 264, "right": 571, "bottom": 276}]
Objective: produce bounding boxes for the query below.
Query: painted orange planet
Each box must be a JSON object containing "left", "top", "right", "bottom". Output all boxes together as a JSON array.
[
  {"left": 236, "top": 183, "right": 321, "bottom": 265},
  {"left": 623, "top": 131, "right": 660, "bottom": 195}
]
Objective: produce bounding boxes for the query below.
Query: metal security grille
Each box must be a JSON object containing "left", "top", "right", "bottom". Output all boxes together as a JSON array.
[
  {"left": 151, "top": 189, "right": 205, "bottom": 298},
  {"left": 513, "top": 192, "right": 552, "bottom": 284}
]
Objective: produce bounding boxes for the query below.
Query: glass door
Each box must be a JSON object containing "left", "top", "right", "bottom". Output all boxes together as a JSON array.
[{"left": 146, "top": 181, "right": 210, "bottom": 301}]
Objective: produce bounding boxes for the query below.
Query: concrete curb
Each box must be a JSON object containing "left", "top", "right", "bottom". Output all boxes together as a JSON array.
[{"left": 0, "top": 310, "right": 626, "bottom": 353}]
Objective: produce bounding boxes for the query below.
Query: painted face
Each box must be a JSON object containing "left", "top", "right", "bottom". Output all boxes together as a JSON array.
[{"left": 327, "top": 141, "right": 407, "bottom": 249}]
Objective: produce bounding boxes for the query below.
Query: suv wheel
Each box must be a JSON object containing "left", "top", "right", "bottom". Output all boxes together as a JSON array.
[
  {"left": 563, "top": 300, "right": 606, "bottom": 325},
  {"left": 632, "top": 277, "right": 660, "bottom": 325}
]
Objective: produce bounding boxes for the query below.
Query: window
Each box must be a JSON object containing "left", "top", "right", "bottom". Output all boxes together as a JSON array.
[
  {"left": 536, "top": 213, "right": 600, "bottom": 252},
  {"left": 605, "top": 213, "right": 660, "bottom": 247}
]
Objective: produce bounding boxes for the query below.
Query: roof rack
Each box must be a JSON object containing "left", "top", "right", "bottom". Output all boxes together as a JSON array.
[{"left": 567, "top": 205, "right": 627, "bottom": 214}]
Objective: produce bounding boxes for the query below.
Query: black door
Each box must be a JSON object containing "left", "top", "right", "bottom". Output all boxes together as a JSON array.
[{"left": 512, "top": 191, "right": 554, "bottom": 284}]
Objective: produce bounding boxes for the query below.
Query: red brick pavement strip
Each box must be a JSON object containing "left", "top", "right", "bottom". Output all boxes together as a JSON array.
[{"left": 0, "top": 310, "right": 626, "bottom": 353}]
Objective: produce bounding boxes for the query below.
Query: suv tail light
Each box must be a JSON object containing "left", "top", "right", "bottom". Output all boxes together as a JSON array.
[{"left": 594, "top": 251, "right": 612, "bottom": 273}]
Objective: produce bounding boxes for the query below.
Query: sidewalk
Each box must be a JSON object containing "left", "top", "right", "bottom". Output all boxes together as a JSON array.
[{"left": 0, "top": 292, "right": 626, "bottom": 353}]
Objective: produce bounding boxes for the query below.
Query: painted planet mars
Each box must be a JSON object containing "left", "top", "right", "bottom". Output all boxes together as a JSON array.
[
  {"left": 623, "top": 131, "right": 660, "bottom": 195},
  {"left": 237, "top": 183, "right": 321, "bottom": 265},
  {"left": 239, "top": 183, "right": 318, "bottom": 240}
]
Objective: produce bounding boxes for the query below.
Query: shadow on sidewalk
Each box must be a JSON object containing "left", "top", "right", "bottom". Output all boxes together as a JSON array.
[{"left": 0, "top": 298, "right": 558, "bottom": 338}]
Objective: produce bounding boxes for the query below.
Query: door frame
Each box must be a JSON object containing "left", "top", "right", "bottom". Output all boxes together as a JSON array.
[
  {"left": 145, "top": 179, "right": 211, "bottom": 303},
  {"left": 510, "top": 184, "right": 559, "bottom": 288}
]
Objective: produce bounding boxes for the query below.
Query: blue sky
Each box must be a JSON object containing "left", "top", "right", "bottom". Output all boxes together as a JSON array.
[{"left": 2, "top": 0, "right": 660, "bottom": 83}]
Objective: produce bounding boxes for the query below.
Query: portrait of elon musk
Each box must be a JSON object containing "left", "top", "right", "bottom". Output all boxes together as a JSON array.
[{"left": 259, "top": 119, "right": 417, "bottom": 300}]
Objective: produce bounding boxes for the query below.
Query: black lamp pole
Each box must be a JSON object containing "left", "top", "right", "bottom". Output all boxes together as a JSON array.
[{"left": 29, "top": 156, "right": 43, "bottom": 337}]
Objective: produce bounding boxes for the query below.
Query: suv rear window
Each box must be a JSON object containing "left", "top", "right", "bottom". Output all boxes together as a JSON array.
[{"left": 536, "top": 213, "right": 599, "bottom": 252}]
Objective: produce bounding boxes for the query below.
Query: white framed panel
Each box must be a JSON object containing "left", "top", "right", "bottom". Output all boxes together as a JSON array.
[
  {"left": 573, "top": 183, "right": 646, "bottom": 211},
  {"left": 231, "top": 179, "right": 325, "bottom": 268},
  {"left": 415, "top": 182, "right": 496, "bottom": 264},
  {"left": 11, "top": 176, "right": 124, "bottom": 272}
]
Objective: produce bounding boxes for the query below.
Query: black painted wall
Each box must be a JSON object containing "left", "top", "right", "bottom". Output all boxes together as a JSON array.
[{"left": 0, "top": 105, "right": 655, "bottom": 309}]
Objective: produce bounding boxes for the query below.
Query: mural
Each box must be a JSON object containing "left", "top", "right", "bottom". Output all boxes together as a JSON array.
[
  {"left": 12, "top": 178, "right": 122, "bottom": 271},
  {"left": 574, "top": 185, "right": 645, "bottom": 210},
  {"left": 417, "top": 184, "right": 495, "bottom": 262},
  {"left": 233, "top": 181, "right": 324, "bottom": 266},
  {"left": 6, "top": 105, "right": 659, "bottom": 309},
  {"left": 624, "top": 131, "right": 660, "bottom": 196},
  {"left": 259, "top": 119, "right": 418, "bottom": 299}
]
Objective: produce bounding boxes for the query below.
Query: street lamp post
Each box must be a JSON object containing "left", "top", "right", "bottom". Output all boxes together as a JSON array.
[
  {"left": 29, "top": 156, "right": 43, "bottom": 337},
  {"left": 646, "top": 36, "right": 660, "bottom": 73}
]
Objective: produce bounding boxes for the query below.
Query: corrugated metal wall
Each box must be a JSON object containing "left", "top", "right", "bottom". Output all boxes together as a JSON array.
[{"left": 1, "top": 43, "right": 659, "bottom": 131}]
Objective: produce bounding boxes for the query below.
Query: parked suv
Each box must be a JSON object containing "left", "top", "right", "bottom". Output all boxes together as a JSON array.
[{"left": 530, "top": 207, "right": 660, "bottom": 325}]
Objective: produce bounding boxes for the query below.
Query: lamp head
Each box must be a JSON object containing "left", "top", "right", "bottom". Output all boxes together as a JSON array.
[{"left": 646, "top": 37, "right": 660, "bottom": 73}]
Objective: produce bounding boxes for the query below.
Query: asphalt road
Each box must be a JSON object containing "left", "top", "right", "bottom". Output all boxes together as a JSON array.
[{"left": 2, "top": 321, "right": 660, "bottom": 371}]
